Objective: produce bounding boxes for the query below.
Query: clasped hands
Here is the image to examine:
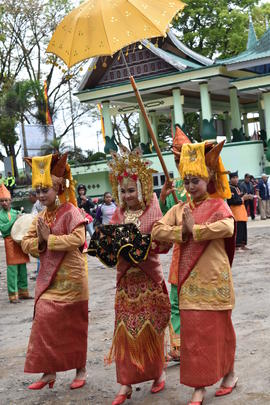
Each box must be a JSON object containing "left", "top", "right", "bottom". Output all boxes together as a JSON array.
[
  {"left": 37, "top": 217, "right": 50, "bottom": 244},
  {"left": 182, "top": 205, "right": 194, "bottom": 236}
]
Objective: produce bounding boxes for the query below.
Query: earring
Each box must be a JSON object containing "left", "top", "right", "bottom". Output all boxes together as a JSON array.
[{"left": 55, "top": 195, "right": 60, "bottom": 206}]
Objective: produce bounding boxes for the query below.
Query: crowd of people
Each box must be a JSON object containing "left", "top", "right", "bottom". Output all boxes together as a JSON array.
[{"left": 0, "top": 135, "right": 269, "bottom": 404}]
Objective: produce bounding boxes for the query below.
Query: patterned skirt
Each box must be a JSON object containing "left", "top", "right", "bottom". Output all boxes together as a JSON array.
[
  {"left": 107, "top": 267, "right": 171, "bottom": 385},
  {"left": 180, "top": 309, "right": 236, "bottom": 388}
]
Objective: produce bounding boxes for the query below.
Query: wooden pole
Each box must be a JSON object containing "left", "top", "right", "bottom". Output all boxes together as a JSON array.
[{"left": 129, "top": 76, "right": 178, "bottom": 203}]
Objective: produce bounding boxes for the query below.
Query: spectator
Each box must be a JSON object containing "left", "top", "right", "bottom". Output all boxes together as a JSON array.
[
  {"left": 5, "top": 171, "right": 15, "bottom": 196},
  {"left": 240, "top": 173, "right": 255, "bottom": 220},
  {"left": 258, "top": 174, "right": 270, "bottom": 220},
  {"left": 227, "top": 171, "right": 249, "bottom": 251},
  {"left": 29, "top": 190, "right": 44, "bottom": 216},
  {"left": 77, "top": 184, "right": 95, "bottom": 236},
  {"left": 77, "top": 184, "right": 94, "bottom": 215},
  {"left": 95, "top": 192, "right": 117, "bottom": 225}
]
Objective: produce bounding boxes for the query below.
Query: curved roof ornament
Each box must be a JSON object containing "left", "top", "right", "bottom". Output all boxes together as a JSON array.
[{"left": 169, "top": 28, "right": 213, "bottom": 66}]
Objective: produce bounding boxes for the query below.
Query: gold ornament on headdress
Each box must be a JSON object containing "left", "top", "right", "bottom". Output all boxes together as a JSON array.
[{"left": 108, "top": 145, "right": 157, "bottom": 208}]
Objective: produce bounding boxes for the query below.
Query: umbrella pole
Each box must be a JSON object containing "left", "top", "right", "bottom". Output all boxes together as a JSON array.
[{"left": 129, "top": 75, "right": 178, "bottom": 203}]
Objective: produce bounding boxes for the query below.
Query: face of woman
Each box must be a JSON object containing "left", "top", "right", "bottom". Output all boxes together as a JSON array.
[
  {"left": 184, "top": 176, "right": 208, "bottom": 200},
  {"left": 36, "top": 187, "right": 58, "bottom": 208},
  {"left": 120, "top": 178, "right": 140, "bottom": 210}
]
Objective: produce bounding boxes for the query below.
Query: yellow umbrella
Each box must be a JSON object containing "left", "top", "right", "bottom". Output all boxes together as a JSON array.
[
  {"left": 47, "top": 0, "right": 185, "bottom": 68},
  {"left": 47, "top": 0, "right": 186, "bottom": 202}
]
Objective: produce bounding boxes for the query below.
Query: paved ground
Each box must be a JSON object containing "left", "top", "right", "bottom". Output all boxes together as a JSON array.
[{"left": 0, "top": 218, "right": 269, "bottom": 405}]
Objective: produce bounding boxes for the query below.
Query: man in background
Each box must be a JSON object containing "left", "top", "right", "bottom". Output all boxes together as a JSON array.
[
  {"left": 0, "top": 184, "right": 31, "bottom": 303},
  {"left": 240, "top": 173, "right": 255, "bottom": 220},
  {"left": 258, "top": 174, "right": 270, "bottom": 220}
]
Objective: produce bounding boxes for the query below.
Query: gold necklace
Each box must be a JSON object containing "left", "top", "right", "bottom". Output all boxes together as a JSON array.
[{"left": 124, "top": 208, "right": 144, "bottom": 228}]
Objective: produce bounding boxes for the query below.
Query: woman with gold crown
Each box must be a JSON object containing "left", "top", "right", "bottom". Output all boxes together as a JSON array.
[
  {"left": 100, "top": 146, "right": 171, "bottom": 405},
  {"left": 152, "top": 141, "right": 238, "bottom": 405},
  {"left": 21, "top": 153, "right": 88, "bottom": 390}
]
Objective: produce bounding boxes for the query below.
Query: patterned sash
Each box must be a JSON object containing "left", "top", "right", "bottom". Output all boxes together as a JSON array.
[
  {"left": 35, "top": 203, "right": 85, "bottom": 307},
  {"left": 178, "top": 198, "right": 235, "bottom": 293}
]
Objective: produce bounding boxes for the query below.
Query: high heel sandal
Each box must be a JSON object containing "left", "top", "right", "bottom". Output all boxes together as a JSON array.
[
  {"left": 151, "top": 379, "right": 165, "bottom": 394},
  {"left": 112, "top": 388, "right": 132, "bottom": 405},
  {"left": 70, "top": 378, "right": 86, "bottom": 389},
  {"left": 28, "top": 379, "right": 55, "bottom": 390},
  {"left": 215, "top": 377, "right": 238, "bottom": 397}
]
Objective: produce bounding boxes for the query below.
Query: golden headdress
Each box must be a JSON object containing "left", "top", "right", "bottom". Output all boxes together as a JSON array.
[
  {"left": 24, "top": 153, "right": 77, "bottom": 206},
  {"left": 179, "top": 141, "right": 231, "bottom": 199},
  {"left": 0, "top": 184, "right": 11, "bottom": 200},
  {"left": 108, "top": 145, "right": 156, "bottom": 208}
]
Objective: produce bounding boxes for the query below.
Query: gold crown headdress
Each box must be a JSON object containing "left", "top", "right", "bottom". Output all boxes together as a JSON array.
[{"left": 108, "top": 145, "right": 156, "bottom": 208}]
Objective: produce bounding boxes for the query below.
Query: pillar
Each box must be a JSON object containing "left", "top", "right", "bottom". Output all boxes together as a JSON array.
[
  {"left": 149, "top": 111, "right": 158, "bottom": 138},
  {"left": 139, "top": 112, "right": 151, "bottom": 154},
  {"left": 229, "top": 88, "right": 244, "bottom": 142},
  {"left": 242, "top": 112, "right": 249, "bottom": 139},
  {"left": 102, "top": 101, "right": 117, "bottom": 153},
  {"left": 223, "top": 111, "right": 231, "bottom": 142},
  {"left": 199, "top": 82, "right": 216, "bottom": 140},
  {"left": 172, "top": 88, "right": 184, "bottom": 127},
  {"left": 263, "top": 92, "right": 270, "bottom": 142}
]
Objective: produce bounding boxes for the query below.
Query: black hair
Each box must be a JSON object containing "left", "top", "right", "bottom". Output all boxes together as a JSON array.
[{"left": 104, "top": 192, "right": 112, "bottom": 198}]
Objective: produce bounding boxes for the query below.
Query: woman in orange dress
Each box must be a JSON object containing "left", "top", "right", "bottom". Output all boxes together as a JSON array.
[
  {"left": 152, "top": 141, "right": 238, "bottom": 405},
  {"left": 21, "top": 153, "right": 88, "bottom": 390}
]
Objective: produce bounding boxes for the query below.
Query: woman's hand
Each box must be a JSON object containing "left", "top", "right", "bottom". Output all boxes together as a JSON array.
[
  {"left": 182, "top": 205, "right": 194, "bottom": 234},
  {"left": 37, "top": 217, "right": 50, "bottom": 242},
  {"left": 160, "top": 180, "right": 175, "bottom": 204}
]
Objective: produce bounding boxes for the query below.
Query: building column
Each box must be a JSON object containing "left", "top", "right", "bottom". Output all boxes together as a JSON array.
[
  {"left": 242, "top": 112, "right": 249, "bottom": 139},
  {"left": 139, "top": 112, "right": 151, "bottom": 154},
  {"left": 172, "top": 88, "right": 184, "bottom": 128},
  {"left": 223, "top": 111, "right": 231, "bottom": 142},
  {"left": 263, "top": 92, "right": 270, "bottom": 163},
  {"left": 102, "top": 101, "right": 117, "bottom": 153},
  {"left": 149, "top": 111, "right": 158, "bottom": 138},
  {"left": 258, "top": 95, "right": 267, "bottom": 147},
  {"left": 229, "top": 88, "right": 244, "bottom": 142},
  {"left": 199, "top": 82, "right": 216, "bottom": 140}
]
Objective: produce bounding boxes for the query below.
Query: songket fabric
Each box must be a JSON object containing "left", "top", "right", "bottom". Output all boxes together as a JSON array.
[
  {"left": 152, "top": 197, "right": 236, "bottom": 388},
  {"left": 107, "top": 194, "right": 171, "bottom": 385},
  {"left": 159, "top": 179, "right": 186, "bottom": 356},
  {"left": 21, "top": 202, "right": 88, "bottom": 373},
  {"left": 0, "top": 208, "right": 29, "bottom": 301}
]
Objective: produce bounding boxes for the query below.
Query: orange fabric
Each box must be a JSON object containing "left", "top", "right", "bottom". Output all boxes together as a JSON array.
[
  {"left": 168, "top": 243, "right": 180, "bottom": 285},
  {"left": 230, "top": 204, "right": 248, "bottom": 222},
  {"left": 4, "top": 236, "right": 29, "bottom": 265},
  {"left": 24, "top": 299, "right": 88, "bottom": 373},
  {"left": 0, "top": 184, "right": 11, "bottom": 199},
  {"left": 180, "top": 310, "right": 236, "bottom": 388}
]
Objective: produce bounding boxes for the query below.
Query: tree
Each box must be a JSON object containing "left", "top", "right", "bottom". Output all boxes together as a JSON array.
[
  {"left": 0, "top": 0, "right": 95, "bottom": 167},
  {"left": 174, "top": 0, "right": 261, "bottom": 59}
]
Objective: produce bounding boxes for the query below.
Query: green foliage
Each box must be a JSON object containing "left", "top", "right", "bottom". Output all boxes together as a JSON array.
[{"left": 174, "top": 0, "right": 261, "bottom": 58}]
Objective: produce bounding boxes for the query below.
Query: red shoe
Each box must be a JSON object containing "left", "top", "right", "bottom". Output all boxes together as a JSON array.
[
  {"left": 151, "top": 379, "right": 165, "bottom": 394},
  {"left": 70, "top": 379, "right": 86, "bottom": 389},
  {"left": 215, "top": 377, "right": 238, "bottom": 397},
  {"left": 112, "top": 389, "right": 132, "bottom": 405},
  {"left": 28, "top": 380, "right": 55, "bottom": 390},
  {"left": 188, "top": 401, "right": 203, "bottom": 405}
]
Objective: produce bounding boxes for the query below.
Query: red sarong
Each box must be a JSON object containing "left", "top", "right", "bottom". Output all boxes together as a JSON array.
[
  {"left": 180, "top": 310, "right": 236, "bottom": 388},
  {"left": 24, "top": 299, "right": 88, "bottom": 373}
]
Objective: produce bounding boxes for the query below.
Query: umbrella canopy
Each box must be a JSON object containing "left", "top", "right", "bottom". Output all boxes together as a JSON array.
[{"left": 46, "top": 0, "right": 185, "bottom": 68}]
